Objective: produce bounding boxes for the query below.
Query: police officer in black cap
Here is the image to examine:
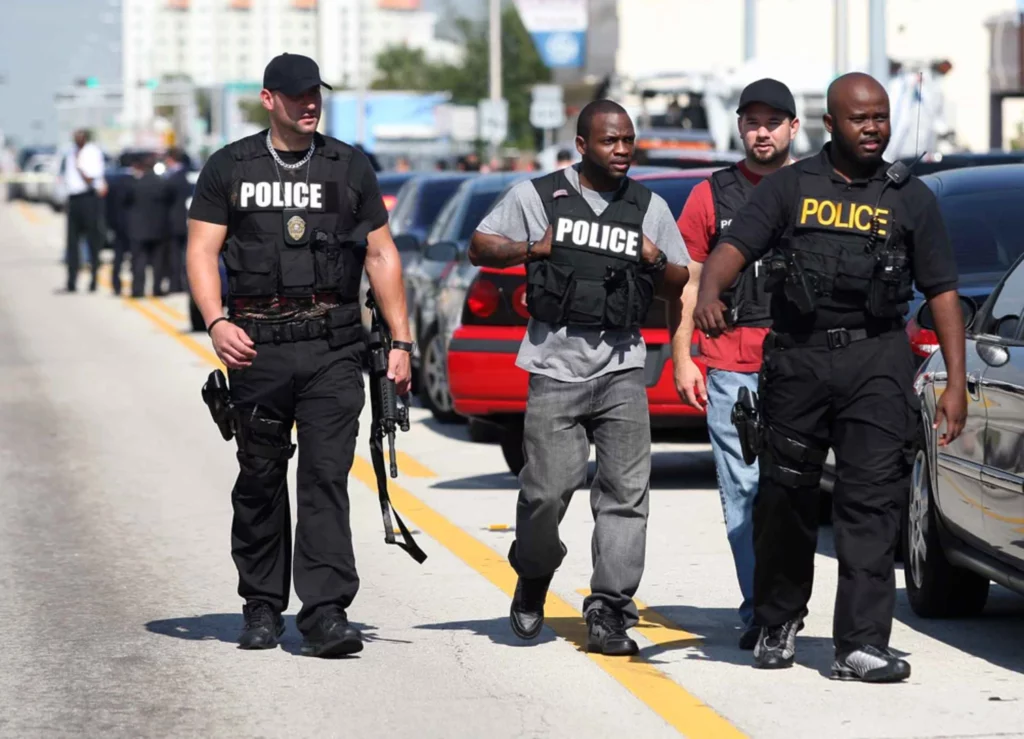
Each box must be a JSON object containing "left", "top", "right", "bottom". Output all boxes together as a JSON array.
[
  {"left": 694, "top": 72, "right": 967, "bottom": 682},
  {"left": 186, "top": 53, "right": 413, "bottom": 657}
]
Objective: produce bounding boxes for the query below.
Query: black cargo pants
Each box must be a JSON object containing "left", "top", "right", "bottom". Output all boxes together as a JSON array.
[
  {"left": 754, "top": 327, "right": 919, "bottom": 655},
  {"left": 227, "top": 332, "right": 365, "bottom": 635}
]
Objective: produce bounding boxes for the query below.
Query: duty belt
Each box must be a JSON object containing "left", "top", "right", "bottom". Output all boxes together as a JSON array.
[
  {"left": 236, "top": 317, "right": 331, "bottom": 345},
  {"left": 771, "top": 323, "right": 901, "bottom": 350}
]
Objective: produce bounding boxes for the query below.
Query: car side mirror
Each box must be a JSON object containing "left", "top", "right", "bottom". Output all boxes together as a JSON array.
[
  {"left": 915, "top": 295, "right": 978, "bottom": 332},
  {"left": 424, "top": 241, "right": 459, "bottom": 263},
  {"left": 393, "top": 234, "right": 419, "bottom": 252}
]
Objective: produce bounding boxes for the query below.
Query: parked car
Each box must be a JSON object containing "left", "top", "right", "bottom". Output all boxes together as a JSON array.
[
  {"left": 904, "top": 250, "right": 1024, "bottom": 616},
  {"left": 376, "top": 171, "right": 419, "bottom": 214},
  {"left": 821, "top": 163, "right": 1024, "bottom": 500},
  {"left": 402, "top": 171, "right": 534, "bottom": 421},
  {"left": 444, "top": 168, "right": 720, "bottom": 475}
]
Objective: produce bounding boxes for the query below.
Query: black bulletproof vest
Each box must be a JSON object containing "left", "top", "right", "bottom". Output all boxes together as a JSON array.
[
  {"left": 220, "top": 131, "right": 368, "bottom": 318},
  {"left": 709, "top": 166, "right": 772, "bottom": 328},
  {"left": 525, "top": 170, "right": 654, "bottom": 330},
  {"left": 776, "top": 168, "right": 912, "bottom": 325}
]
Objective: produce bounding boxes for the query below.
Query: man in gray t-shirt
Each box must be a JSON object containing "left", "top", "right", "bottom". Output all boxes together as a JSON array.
[{"left": 469, "top": 100, "right": 691, "bottom": 656}]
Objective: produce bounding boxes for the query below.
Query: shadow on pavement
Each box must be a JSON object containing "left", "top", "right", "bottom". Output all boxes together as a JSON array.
[
  {"left": 417, "top": 415, "right": 470, "bottom": 444},
  {"left": 144, "top": 613, "right": 401, "bottom": 657},
  {"left": 415, "top": 617, "right": 558, "bottom": 648},
  {"left": 430, "top": 451, "right": 717, "bottom": 492}
]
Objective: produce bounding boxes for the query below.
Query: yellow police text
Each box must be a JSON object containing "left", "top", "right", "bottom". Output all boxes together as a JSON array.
[{"left": 798, "top": 198, "right": 888, "bottom": 237}]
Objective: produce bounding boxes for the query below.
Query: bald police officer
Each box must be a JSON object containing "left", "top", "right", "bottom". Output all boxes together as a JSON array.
[
  {"left": 694, "top": 73, "right": 966, "bottom": 682},
  {"left": 187, "top": 53, "right": 413, "bottom": 658}
]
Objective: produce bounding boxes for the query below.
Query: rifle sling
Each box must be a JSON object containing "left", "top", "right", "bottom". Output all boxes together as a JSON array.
[{"left": 370, "top": 424, "right": 428, "bottom": 564}]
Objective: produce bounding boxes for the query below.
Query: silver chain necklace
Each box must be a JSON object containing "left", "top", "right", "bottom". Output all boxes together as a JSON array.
[{"left": 265, "top": 129, "right": 315, "bottom": 170}]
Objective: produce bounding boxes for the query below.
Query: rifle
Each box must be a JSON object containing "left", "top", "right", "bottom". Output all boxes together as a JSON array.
[{"left": 366, "top": 288, "right": 427, "bottom": 564}]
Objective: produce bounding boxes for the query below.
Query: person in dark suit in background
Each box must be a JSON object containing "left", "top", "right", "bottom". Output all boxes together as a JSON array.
[
  {"left": 125, "top": 153, "right": 172, "bottom": 297},
  {"left": 106, "top": 169, "right": 133, "bottom": 296},
  {"left": 162, "top": 147, "right": 192, "bottom": 293}
]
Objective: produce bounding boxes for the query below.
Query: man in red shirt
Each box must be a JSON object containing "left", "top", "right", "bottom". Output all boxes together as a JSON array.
[{"left": 673, "top": 79, "right": 799, "bottom": 649}]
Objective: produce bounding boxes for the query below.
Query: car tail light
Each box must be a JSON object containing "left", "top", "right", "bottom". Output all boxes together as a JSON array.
[
  {"left": 467, "top": 278, "right": 500, "bottom": 318},
  {"left": 906, "top": 317, "right": 939, "bottom": 358},
  {"left": 511, "top": 283, "right": 529, "bottom": 319},
  {"left": 383, "top": 194, "right": 397, "bottom": 211}
]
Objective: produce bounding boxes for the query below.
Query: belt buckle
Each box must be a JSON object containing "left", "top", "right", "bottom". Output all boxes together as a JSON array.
[{"left": 826, "top": 328, "right": 850, "bottom": 350}]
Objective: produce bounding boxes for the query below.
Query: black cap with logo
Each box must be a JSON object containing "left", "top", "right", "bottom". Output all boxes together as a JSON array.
[
  {"left": 736, "top": 78, "right": 797, "bottom": 119},
  {"left": 263, "top": 53, "right": 333, "bottom": 96}
]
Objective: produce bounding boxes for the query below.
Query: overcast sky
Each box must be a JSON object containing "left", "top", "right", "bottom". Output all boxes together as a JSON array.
[{"left": 0, "top": 0, "right": 488, "bottom": 149}]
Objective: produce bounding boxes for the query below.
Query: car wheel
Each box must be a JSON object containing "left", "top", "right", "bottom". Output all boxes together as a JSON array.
[
  {"left": 902, "top": 437, "right": 989, "bottom": 618},
  {"left": 500, "top": 419, "right": 525, "bottom": 477},
  {"left": 189, "top": 295, "right": 205, "bottom": 333},
  {"left": 417, "top": 326, "right": 461, "bottom": 423}
]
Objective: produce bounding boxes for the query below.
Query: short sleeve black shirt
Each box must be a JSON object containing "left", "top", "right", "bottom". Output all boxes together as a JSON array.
[
  {"left": 187, "top": 133, "right": 389, "bottom": 235},
  {"left": 722, "top": 143, "right": 959, "bottom": 329}
]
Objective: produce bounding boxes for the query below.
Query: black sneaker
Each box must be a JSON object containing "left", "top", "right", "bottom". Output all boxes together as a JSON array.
[
  {"left": 301, "top": 609, "right": 363, "bottom": 658},
  {"left": 509, "top": 573, "right": 554, "bottom": 640},
  {"left": 585, "top": 607, "right": 639, "bottom": 656},
  {"left": 238, "top": 601, "right": 284, "bottom": 650},
  {"left": 831, "top": 645, "right": 911, "bottom": 683},
  {"left": 753, "top": 619, "right": 803, "bottom": 669}
]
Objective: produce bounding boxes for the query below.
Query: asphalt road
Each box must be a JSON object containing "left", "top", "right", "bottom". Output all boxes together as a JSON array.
[{"left": 2, "top": 198, "right": 1023, "bottom": 739}]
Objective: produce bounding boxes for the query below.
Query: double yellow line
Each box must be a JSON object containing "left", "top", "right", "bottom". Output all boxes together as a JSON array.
[{"left": 100, "top": 267, "right": 747, "bottom": 739}]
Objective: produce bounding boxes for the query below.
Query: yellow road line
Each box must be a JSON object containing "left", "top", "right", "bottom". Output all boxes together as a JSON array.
[
  {"left": 148, "top": 296, "right": 187, "bottom": 322},
  {"left": 394, "top": 451, "right": 435, "bottom": 478},
  {"left": 120, "top": 289, "right": 745, "bottom": 739},
  {"left": 577, "top": 589, "right": 703, "bottom": 648},
  {"left": 15, "top": 201, "right": 41, "bottom": 224}
]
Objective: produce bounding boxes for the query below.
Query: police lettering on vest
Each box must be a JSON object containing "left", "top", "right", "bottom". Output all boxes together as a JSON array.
[
  {"left": 219, "top": 130, "right": 371, "bottom": 346},
  {"left": 797, "top": 197, "right": 889, "bottom": 237},
  {"left": 237, "top": 181, "right": 325, "bottom": 211},
  {"left": 709, "top": 166, "right": 772, "bottom": 328},
  {"left": 525, "top": 170, "right": 655, "bottom": 330}
]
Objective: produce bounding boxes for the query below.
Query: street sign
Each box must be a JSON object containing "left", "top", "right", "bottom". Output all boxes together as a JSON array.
[
  {"left": 530, "top": 84, "right": 565, "bottom": 130},
  {"left": 478, "top": 98, "right": 508, "bottom": 144},
  {"left": 512, "top": 0, "right": 588, "bottom": 69}
]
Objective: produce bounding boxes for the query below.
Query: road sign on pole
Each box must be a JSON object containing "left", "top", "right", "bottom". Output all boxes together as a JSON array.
[
  {"left": 529, "top": 84, "right": 565, "bottom": 131},
  {"left": 478, "top": 98, "right": 508, "bottom": 144}
]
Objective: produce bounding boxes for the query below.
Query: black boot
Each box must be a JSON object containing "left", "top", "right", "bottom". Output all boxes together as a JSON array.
[
  {"left": 753, "top": 619, "right": 803, "bottom": 669},
  {"left": 239, "top": 601, "right": 284, "bottom": 650},
  {"left": 509, "top": 573, "right": 553, "bottom": 640},
  {"left": 831, "top": 645, "right": 911, "bottom": 683},
  {"left": 585, "top": 607, "right": 638, "bottom": 656},
  {"left": 301, "top": 609, "right": 363, "bottom": 658}
]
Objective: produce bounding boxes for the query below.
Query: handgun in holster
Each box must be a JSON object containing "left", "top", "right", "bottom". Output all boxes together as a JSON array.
[
  {"left": 202, "top": 369, "right": 237, "bottom": 442},
  {"left": 731, "top": 386, "right": 763, "bottom": 466}
]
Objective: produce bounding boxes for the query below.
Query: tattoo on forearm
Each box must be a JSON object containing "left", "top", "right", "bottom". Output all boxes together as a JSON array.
[{"left": 472, "top": 240, "right": 529, "bottom": 268}]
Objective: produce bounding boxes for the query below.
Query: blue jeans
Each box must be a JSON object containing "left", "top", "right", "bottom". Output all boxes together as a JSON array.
[{"left": 706, "top": 368, "right": 760, "bottom": 629}]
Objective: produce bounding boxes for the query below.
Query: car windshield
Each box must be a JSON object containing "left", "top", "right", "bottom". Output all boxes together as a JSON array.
[
  {"left": 937, "top": 188, "right": 1024, "bottom": 275},
  {"left": 458, "top": 191, "right": 502, "bottom": 240},
  {"left": 642, "top": 177, "right": 703, "bottom": 220},
  {"left": 417, "top": 179, "right": 465, "bottom": 226}
]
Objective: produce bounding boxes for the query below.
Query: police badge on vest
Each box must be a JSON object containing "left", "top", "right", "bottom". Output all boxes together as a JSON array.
[{"left": 525, "top": 170, "right": 657, "bottom": 330}]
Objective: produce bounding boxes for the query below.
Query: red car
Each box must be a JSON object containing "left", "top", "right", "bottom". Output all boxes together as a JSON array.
[{"left": 446, "top": 170, "right": 718, "bottom": 475}]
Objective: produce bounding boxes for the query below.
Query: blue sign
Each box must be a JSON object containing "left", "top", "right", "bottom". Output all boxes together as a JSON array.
[
  {"left": 514, "top": 0, "right": 588, "bottom": 69},
  {"left": 530, "top": 30, "right": 586, "bottom": 69}
]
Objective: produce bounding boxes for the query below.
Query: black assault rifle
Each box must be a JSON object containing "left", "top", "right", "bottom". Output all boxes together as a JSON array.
[{"left": 366, "top": 288, "right": 427, "bottom": 564}]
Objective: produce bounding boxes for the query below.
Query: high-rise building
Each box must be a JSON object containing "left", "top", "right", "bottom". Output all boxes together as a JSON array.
[{"left": 121, "top": 0, "right": 461, "bottom": 129}]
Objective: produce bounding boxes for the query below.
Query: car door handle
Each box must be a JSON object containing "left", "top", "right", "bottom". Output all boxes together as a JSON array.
[{"left": 966, "top": 371, "right": 981, "bottom": 400}]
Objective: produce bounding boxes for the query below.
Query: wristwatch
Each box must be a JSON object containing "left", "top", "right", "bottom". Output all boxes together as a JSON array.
[
  {"left": 526, "top": 240, "right": 537, "bottom": 260},
  {"left": 392, "top": 340, "right": 414, "bottom": 353},
  {"left": 643, "top": 249, "right": 668, "bottom": 273}
]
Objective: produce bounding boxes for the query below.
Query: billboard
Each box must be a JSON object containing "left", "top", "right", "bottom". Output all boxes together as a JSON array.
[{"left": 513, "top": 0, "right": 587, "bottom": 69}]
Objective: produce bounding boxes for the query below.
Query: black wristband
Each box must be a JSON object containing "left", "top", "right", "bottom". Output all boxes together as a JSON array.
[
  {"left": 392, "top": 340, "right": 413, "bottom": 352},
  {"left": 206, "top": 316, "right": 229, "bottom": 334}
]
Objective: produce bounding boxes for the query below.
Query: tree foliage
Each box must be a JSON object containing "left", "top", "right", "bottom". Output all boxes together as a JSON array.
[{"left": 372, "top": 6, "right": 552, "bottom": 148}]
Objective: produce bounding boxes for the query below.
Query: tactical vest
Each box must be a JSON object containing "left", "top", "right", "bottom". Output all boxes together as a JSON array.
[
  {"left": 774, "top": 166, "right": 913, "bottom": 324},
  {"left": 709, "top": 166, "right": 772, "bottom": 328},
  {"left": 525, "top": 170, "right": 655, "bottom": 330},
  {"left": 220, "top": 131, "right": 370, "bottom": 334}
]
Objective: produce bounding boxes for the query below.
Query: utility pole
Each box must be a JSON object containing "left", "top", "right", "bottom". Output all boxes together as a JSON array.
[
  {"left": 488, "top": 0, "right": 502, "bottom": 164},
  {"left": 744, "top": 0, "right": 756, "bottom": 61},
  {"left": 868, "top": 0, "right": 887, "bottom": 83},
  {"left": 355, "top": 0, "right": 366, "bottom": 146},
  {"left": 834, "top": 0, "right": 848, "bottom": 77}
]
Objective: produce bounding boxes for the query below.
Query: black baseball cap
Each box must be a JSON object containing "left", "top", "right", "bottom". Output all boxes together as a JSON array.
[
  {"left": 263, "top": 53, "right": 333, "bottom": 96},
  {"left": 736, "top": 78, "right": 796, "bottom": 119}
]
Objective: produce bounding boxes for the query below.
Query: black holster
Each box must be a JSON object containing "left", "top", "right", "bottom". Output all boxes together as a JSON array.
[
  {"left": 731, "top": 385, "right": 763, "bottom": 466},
  {"left": 202, "top": 369, "right": 237, "bottom": 441}
]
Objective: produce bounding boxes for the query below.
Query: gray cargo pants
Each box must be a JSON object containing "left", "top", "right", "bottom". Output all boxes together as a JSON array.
[{"left": 507, "top": 368, "right": 651, "bottom": 628}]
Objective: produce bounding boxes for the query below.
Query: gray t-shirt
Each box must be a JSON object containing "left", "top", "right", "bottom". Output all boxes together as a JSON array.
[{"left": 475, "top": 165, "right": 689, "bottom": 382}]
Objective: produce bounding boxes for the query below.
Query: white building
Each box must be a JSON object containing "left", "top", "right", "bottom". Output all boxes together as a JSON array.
[{"left": 121, "top": 0, "right": 462, "bottom": 130}]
